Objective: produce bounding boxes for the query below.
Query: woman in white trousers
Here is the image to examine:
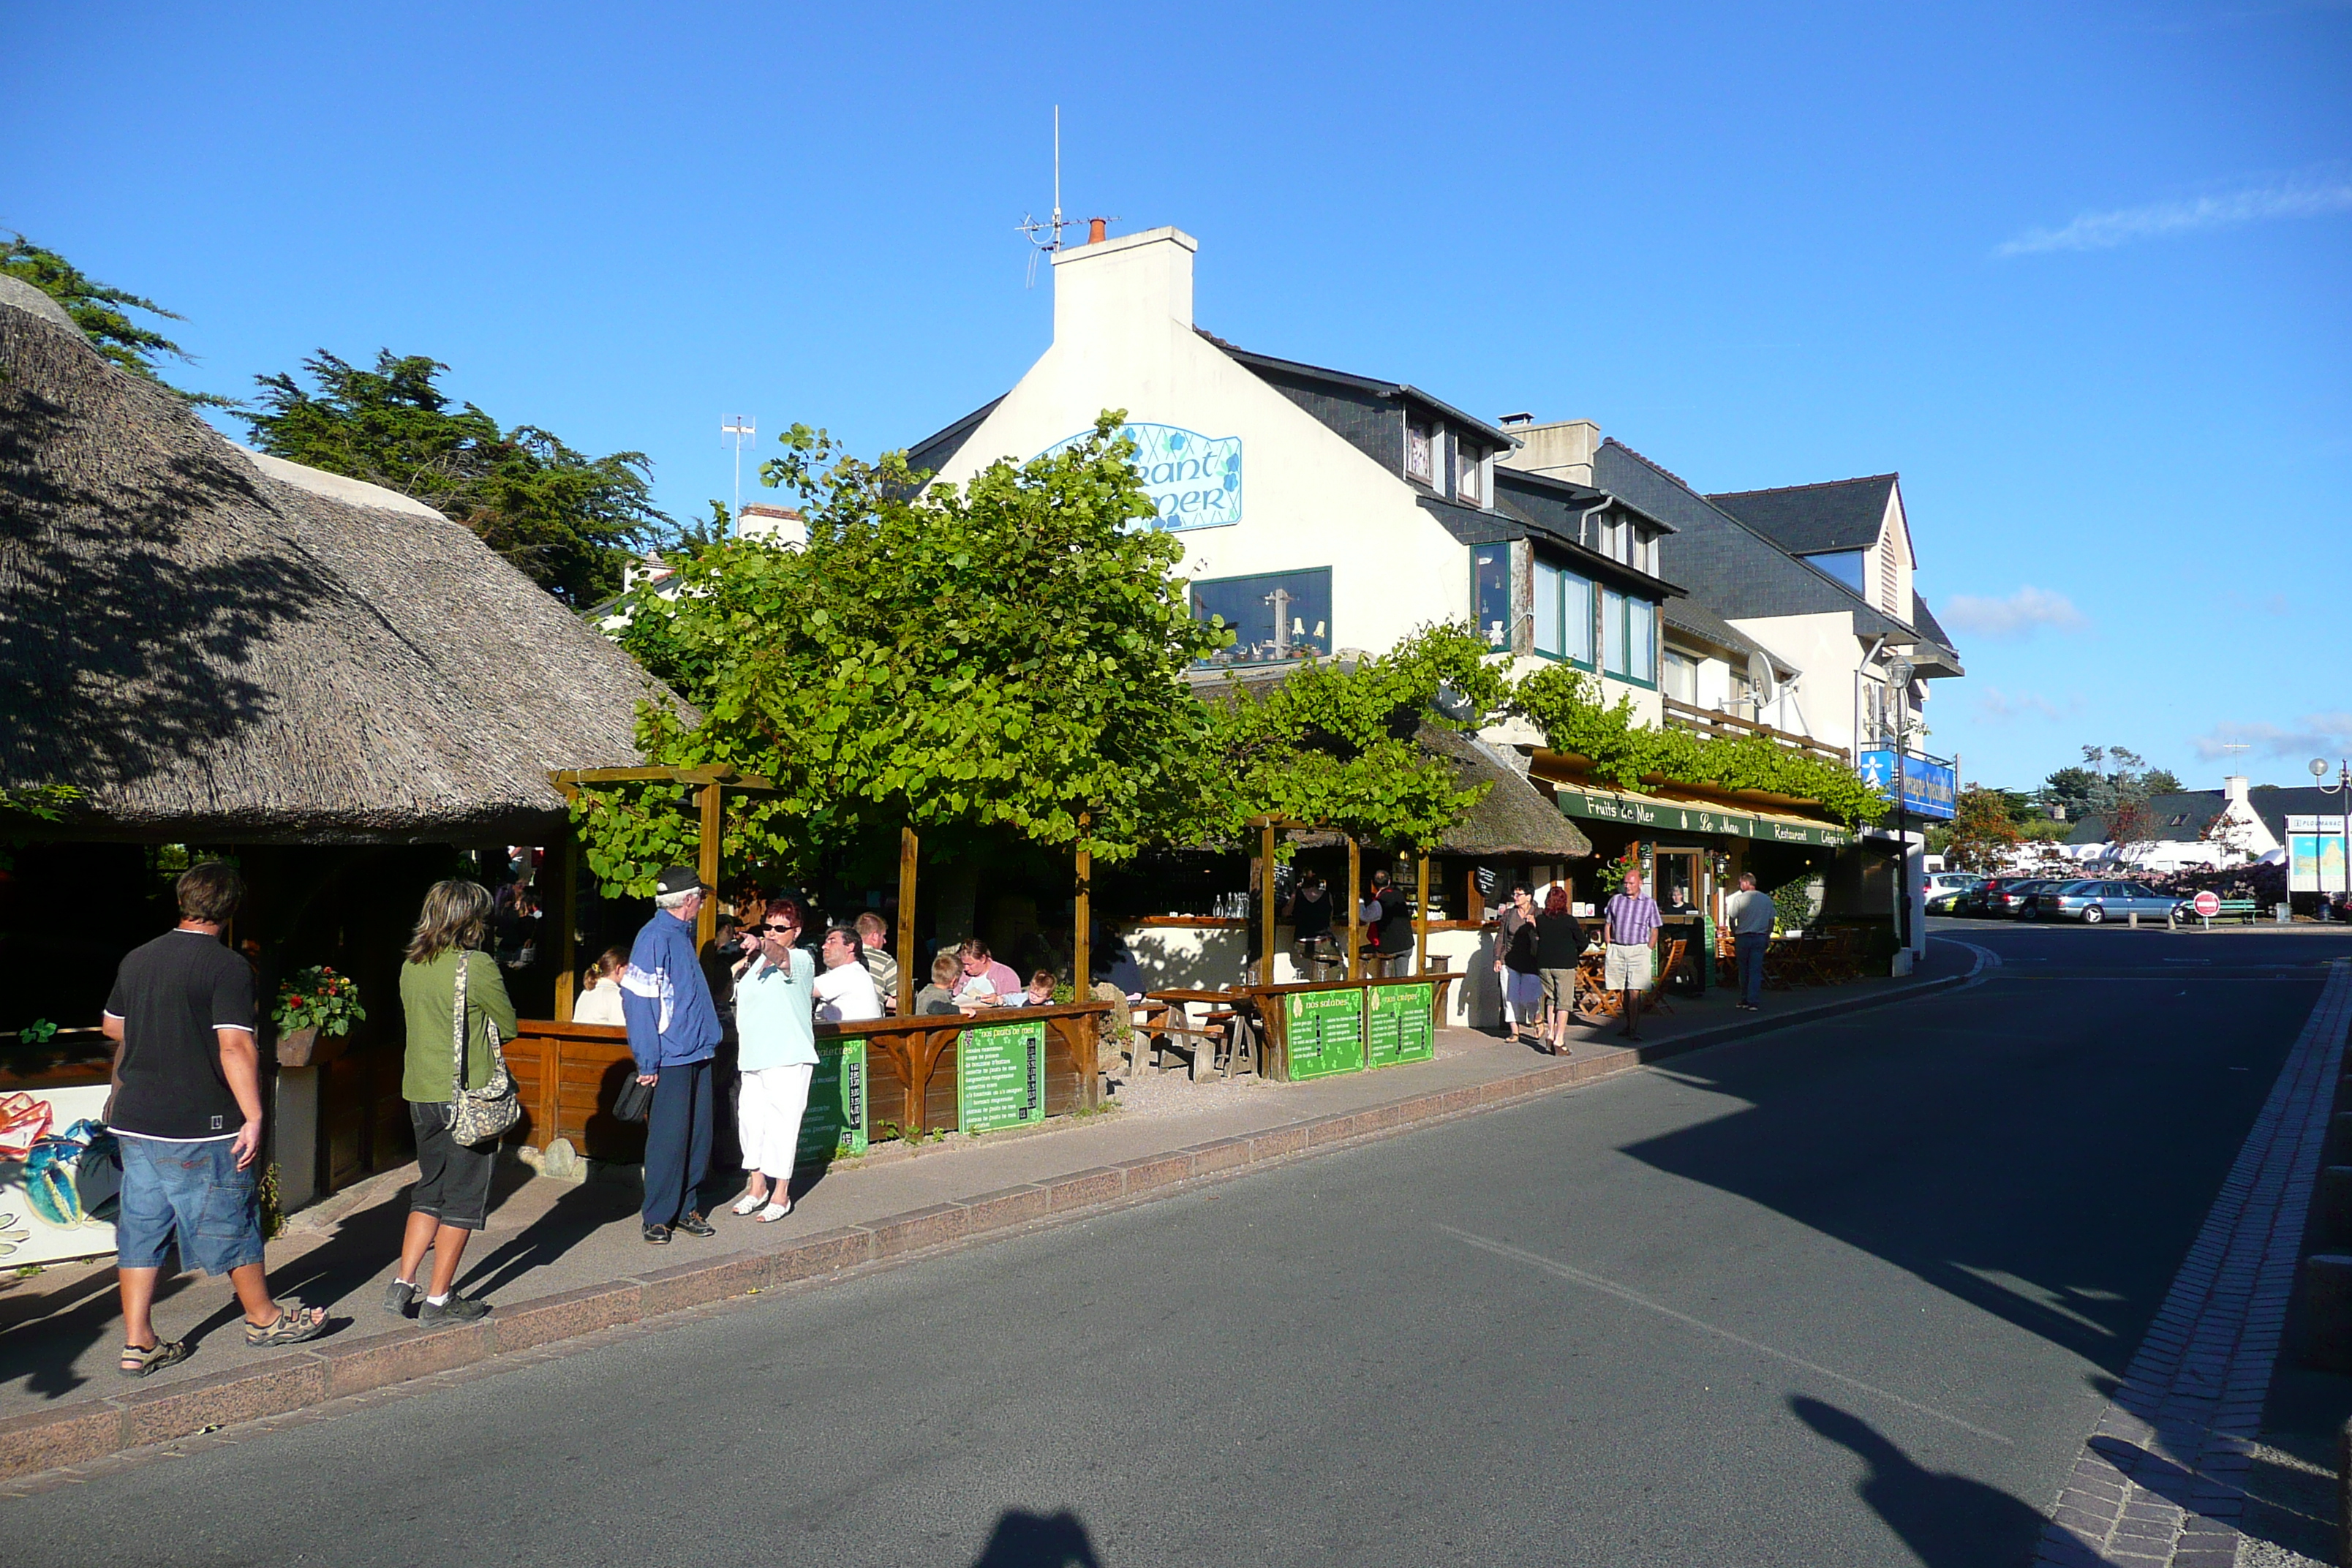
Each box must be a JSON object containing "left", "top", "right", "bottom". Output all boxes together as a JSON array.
[{"left": 731, "top": 898, "right": 818, "bottom": 1222}]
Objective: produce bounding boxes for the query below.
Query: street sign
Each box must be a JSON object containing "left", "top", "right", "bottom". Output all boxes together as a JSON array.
[
  {"left": 957, "top": 1019, "right": 1046, "bottom": 1133},
  {"left": 2193, "top": 890, "right": 2221, "bottom": 919}
]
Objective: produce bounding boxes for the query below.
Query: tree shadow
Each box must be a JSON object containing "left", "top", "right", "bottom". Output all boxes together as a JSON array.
[
  {"left": 1792, "top": 1397, "right": 2046, "bottom": 1567},
  {"left": 969, "top": 1509, "right": 1101, "bottom": 1568}
]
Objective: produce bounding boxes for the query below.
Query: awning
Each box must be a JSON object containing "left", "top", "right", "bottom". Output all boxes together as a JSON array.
[{"left": 1553, "top": 783, "right": 1852, "bottom": 848}]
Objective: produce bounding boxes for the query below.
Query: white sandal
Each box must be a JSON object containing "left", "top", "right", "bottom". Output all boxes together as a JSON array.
[
  {"left": 731, "top": 1193, "right": 766, "bottom": 1217},
  {"left": 756, "top": 1199, "right": 791, "bottom": 1223}
]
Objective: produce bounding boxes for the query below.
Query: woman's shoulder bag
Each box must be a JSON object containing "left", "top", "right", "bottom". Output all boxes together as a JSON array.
[{"left": 448, "top": 950, "right": 521, "bottom": 1147}]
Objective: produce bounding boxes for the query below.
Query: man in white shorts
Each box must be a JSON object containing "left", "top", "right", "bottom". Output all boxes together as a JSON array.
[{"left": 1603, "top": 870, "right": 1662, "bottom": 1042}]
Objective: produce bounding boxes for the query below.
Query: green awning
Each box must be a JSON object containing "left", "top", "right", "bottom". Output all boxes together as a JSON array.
[{"left": 1553, "top": 783, "right": 1852, "bottom": 848}]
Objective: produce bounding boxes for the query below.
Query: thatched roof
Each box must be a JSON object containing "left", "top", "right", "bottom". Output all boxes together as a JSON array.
[
  {"left": 0, "top": 289, "right": 663, "bottom": 844},
  {"left": 1421, "top": 725, "right": 1593, "bottom": 860}
]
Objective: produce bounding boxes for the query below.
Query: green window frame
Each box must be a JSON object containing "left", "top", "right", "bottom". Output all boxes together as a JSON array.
[
  {"left": 1531, "top": 559, "right": 1594, "bottom": 667},
  {"left": 1600, "top": 589, "right": 1658, "bottom": 687}
]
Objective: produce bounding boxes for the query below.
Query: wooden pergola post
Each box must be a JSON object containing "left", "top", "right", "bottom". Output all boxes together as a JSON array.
[
  {"left": 696, "top": 780, "right": 723, "bottom": 947},
  {"left": 1346, "top": 837, "right": 1362, "bottom": 982},
  {"left": 1074, "top": 813, "right": 1091, "bottom": 1009},
  {"left": 546, "top": 764, "right": 776, "bottom": 966},
  {"left": 897, "top": 826, "right": 919, "bottom": 1017},
  {"left": 1414, "top": 853, "right": 1431, "bottom": 977},
  {"left": 554, "top": 829, "right": 581, "bottom": 1022},
  {"left": 1259, "top": 819, "right": 1278, "bottom": 985}
]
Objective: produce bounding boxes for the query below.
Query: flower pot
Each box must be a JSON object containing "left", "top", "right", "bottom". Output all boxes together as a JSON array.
[{"left": 276, "top": 1025, "right": 320, "bottom": 1068}]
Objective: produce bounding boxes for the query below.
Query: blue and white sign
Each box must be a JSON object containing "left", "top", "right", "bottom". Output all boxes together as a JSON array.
[
  {"left": 1858, "top": 750, "right": 1957, "bottom": 820},
  {"left": 1041, "top": 422, "right": 1242, "bottom": 531}
]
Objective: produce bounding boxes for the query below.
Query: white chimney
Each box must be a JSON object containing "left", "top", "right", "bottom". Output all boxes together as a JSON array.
[
  {"left": 1051, "top": 225, "right": 1196, "bottom": 351},
  {"left": 736, "top": 502, "right": 806, "bottom": 547},
  {"left": 2225, "top": 774, "right": 2250, "bottom": 807},
  {"left": 1496, "top": 418, "right": 1602, "bottom": 486}
]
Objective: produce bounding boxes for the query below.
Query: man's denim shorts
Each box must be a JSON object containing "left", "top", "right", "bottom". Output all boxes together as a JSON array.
[{"left": 115, "top": 1136, "right": 264, "bottom": 1276}]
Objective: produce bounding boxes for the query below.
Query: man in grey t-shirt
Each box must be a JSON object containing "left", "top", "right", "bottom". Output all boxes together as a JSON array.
[{"left": 1724, "top": 872, "right": 1777, "bottom": 1011}]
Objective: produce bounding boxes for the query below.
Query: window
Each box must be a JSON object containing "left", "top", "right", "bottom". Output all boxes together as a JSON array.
[
  {"left": 1405, "top": 422, "right": 1433, "bottom": 483},
  {"left": 1602, "top": 589, "right": 1626, "bottom": 674},
  {"left": 1530, "top": 559, "right": 1594, "bottom": 664},
  {"left": 1455, "top": 448, "right": 1483, "bottom": 507},
  {"left": 1600, "top": 592, "right": 1658, "bottom": 685},
  {"left": 1473, "top": 546, "right": 1512, "bottom": 649},
  {"left": 1192, "top": 568, "right": 1332, "bottom": 667},
  {"left": 1629, "top": 599, "right": 1655, "bottom": 683},
  {"left": 1661, "top": 649, "right": 1695, "bottom": 704},
  {"left": 1531, "top": 560, "right": 1561, "bottom": 657},
  {"left": 1812, "top": 550, "right": 1867, "bottom": 591}
]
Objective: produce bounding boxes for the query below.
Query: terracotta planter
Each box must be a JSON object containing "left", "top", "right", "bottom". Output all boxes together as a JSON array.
[{"left": 276, "top": 1025, "right": 320, "bottom": 1068}]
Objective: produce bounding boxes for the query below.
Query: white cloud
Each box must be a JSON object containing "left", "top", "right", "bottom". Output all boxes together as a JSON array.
[
  {"left": 2192, "top": 714, "right": 2352, "bottom": 761},
  {"left": 1975, "top": 687, "right": 2082, "bottom": 724},
  {"left": 1938, "top": 586, "right": 2090, "bottom": 639},
  {"left": 1997, "top": 173, "right": 2352, "bottom": 256}
]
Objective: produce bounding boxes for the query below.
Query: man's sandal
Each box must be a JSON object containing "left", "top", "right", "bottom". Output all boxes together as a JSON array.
[
  {"left": 244, "top": 1303, "right": 329, "bottom": 1348},
  {"left": 118, "top": 1339, "right": 191, "bottom": 1379}
]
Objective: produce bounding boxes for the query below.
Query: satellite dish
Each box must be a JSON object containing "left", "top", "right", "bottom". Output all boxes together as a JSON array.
[{"left": 1745, "top": 650, "right": 1776, "bottom": 704}]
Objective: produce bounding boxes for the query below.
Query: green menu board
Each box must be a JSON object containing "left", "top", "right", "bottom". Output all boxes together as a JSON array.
[
  {"left": 958, "top": 1018, "right": 1047, "bottom": 1133},
  {"left": 1285, "top": 988, "right": 1365, "bottom": 1079},
  {"left": 1367, "top": 982, "right": 1436, "bottom": 1068},
  {"left": 796, "top": 1038, "right": 868, "bottom": 1169}
]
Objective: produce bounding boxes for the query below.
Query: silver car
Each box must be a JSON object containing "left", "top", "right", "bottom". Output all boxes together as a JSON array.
[{"left": 2032, "top": 879, "right": 2186, "bottom": 925}]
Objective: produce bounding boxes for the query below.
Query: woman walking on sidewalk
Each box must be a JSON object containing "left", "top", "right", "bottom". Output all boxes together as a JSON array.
[
  {"left": 388, "top": 880, "right": 516, "bottom": 1326},
  {"left": 731, "top": 898, "right": 817, "bottom": 1221}
]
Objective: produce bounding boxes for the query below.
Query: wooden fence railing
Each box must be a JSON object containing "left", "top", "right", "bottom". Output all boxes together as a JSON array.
[{"left": 1660, "top": 696, "right": 1851, "bottom": 764}]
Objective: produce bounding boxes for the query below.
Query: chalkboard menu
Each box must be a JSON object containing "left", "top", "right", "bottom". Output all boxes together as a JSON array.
[
  {"left": 1285, "top": 988, "right": 1365, "bottom": 1079},
  {"left": 1367, "top": 982, "right": 1436, "bottom": 1068},
  {"left": 958, "top": 1018, "right": 1047, "bottom": 1133},
  {"left": 797, "top": 1038, "right": 868, "bottom": 1168}
]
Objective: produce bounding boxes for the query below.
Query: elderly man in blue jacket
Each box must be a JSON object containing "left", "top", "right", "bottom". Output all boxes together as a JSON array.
[{"left": 622, "top": 866, "right": 727, "bottom": 1244}]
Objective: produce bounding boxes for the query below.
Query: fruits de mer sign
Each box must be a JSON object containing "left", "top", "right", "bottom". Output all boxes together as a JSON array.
[{"left": 1041, "top": 423, "right": 1242, "bottom": 531}]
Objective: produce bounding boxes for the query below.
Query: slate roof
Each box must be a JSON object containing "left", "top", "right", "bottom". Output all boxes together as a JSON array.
[
  {"left": 2246, "top": 787, "right": 2352, "bottom": 847},
  {"left": 1194, "top": 329, "right": 1520, "bottom": 453},
  {"left": 1910, "top": 592, "right": 1953, "bottom": 649},
  {"left": 1704, "top": 475, "right": 1896, "bottom": 557},
  {"left": 1661, "top": 598, "right": 1791, "bottom": 675},
  {"left": 903, "top": 393, "right": 1006, "bottom": 480},
  {"left": 1594, "top": 440, "right": 1958, "bottom": 666},
  {"left": 2065, "top": 791, "right": 2228, "bottom": 845}
]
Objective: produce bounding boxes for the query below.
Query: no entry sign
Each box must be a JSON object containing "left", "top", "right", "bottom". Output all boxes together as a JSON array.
[{"left": 2193, "top": 890, "right": 2221, "bottom": 919}]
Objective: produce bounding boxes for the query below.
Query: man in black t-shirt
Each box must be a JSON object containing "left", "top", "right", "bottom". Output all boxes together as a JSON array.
[
  {"left": 102, "top": 862, "right": 325, "bottom": 1378},
  {"left": 1367, "top": 869, "right": 1414, "bottom": 976}
]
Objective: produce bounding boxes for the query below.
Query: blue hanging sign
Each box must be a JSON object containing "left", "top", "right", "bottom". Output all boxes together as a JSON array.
[
  {"left": 1041, "top": 422, "right": 1242, "bottom": 531},
  {"left": 1858, "top": 750, "right": 1957, "bottom": 820}
]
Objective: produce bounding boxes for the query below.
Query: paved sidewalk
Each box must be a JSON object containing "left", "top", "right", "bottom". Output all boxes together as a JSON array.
[
  {"left": 0, "top": 947, "right": 1973, "bottom": 1481},
  {"left": 2032, "top": 959, "right": 2352, "bottom": 1567}
]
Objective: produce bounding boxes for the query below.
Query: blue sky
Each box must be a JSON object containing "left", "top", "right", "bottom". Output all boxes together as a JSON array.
[{"left": 6, "top": 1, "right": 2346, "bottom": 794}]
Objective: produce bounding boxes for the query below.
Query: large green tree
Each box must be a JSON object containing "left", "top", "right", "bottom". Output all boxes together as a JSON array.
[
  {"left": 1, "top": 233, "right": 224, "bottom": 403},
  {"left": 241, "top": 350, "right": 668, "bottom": 606},
  {"left": 1942, "top": 785, "right": 2022, "bottom": 870}
]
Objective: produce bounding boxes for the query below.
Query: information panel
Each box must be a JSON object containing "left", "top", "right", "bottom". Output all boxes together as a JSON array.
[
  {"left": 1366, "top": 983, "right": 1436, "bottom": 1069},
  {"left": 796, "top": 1038, "right": 868, "bottom": 1169},
  {"left": 1285, "top": 989, "right": 1365, "bottom": 1080},
  {"left": 958, "top": 1019, "right": 1047, "bottom": 1134}
]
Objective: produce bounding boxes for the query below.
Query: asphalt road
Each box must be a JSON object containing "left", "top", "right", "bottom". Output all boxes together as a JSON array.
[{"left": 12, "top": 922, "right": 2351, "bottom": 1567}]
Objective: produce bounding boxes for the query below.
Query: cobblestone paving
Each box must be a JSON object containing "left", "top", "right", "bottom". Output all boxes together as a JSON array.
[{"left": 2035, "top": 960, "right": 2352, "bottom": 1567}]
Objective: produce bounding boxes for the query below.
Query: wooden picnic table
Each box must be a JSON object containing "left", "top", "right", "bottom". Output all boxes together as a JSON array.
[{"left": 1142, "top": 987, "right": 1259, "bottom": 1082}]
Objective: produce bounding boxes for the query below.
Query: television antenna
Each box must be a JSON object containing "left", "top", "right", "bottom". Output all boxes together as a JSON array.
[
  {"left": 1015, "top": 107, "right": 1075, "bottom": 287},
  {"left": 721, "top": 415, "right": 756, "bottom": 527}
]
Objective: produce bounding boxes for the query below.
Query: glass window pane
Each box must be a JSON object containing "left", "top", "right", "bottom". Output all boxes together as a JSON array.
[
  {"left": 1473, "top": 547, "right": 1511, "bottom": 649},
  {"left": 1191, "top": 568, "right": 1333, "bottom": 668},
  {"left": 1531, "top": 561, "right": 1561, "bottom": 656},
  {"left": 1629, "top": 599, "right": 1656, "bottom": 682},
  {"left": 1602, "top": 589, "right": 1627, "bottom": 674},
  {"left": 1561, "top": 573, "right": 1592, "bottom": 663}
]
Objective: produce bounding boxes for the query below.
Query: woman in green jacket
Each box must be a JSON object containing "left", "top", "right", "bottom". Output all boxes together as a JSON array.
[{"left": 388, "top": 879, "right": 516, "bottom": 1327}]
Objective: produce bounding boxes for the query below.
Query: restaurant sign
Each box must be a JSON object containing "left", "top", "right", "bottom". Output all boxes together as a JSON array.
[
  {"left": 1857, "top": 750, "right": 1957, "bottom": 821},
  {"left": 1041, "top": 421, "right": 1242, "bottom": 532},
  {"left": 797, "top": 1038, "right": 868, "bottom": 1167},
  {"left": 1366, "top": 983, "right": 1436, "bottom": 1069},
  {"left": 1553, "top": 788, "right": 1850, "bottom": 848},
  {"left": 1285, "top": 988, "right": 1366, "bottom": 1080},
  {"left": 958, "top": 1019, "right": 1047, "bottom": 1134}
]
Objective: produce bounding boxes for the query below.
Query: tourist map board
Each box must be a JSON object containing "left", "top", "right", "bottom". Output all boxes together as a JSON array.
[
  {"left": 958, "top": 1019, "right": 1047, "bottom": 1133},
  {"left": 1285, "top": 988, "right": 1365, "bottom": 1079},
  {"left": 796, "top": 1038, "right": 868, "bottom": 1167},
  {"left": 1366, "top": 982, "right": 1436, "bottom": 1068}
]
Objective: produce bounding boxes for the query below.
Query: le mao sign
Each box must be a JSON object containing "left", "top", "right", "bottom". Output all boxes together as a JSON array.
[{"left": 1043, "top": 422, "right": 1242, "bottom": 532}]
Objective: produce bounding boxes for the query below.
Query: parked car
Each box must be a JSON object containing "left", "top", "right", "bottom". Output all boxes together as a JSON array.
[
  {"left": 1975, "top": 878, "right": 2063, "bottom": 917},
  {"left": 2029, "top": 879, "right": 2187, "bottom": 925},
  {"left": 1924, "top": 872, "right": 1984, "bottom": 914}
]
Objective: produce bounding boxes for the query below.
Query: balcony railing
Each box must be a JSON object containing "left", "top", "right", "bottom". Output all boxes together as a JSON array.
[{"left": 1661, "top": 696, "right": 1852, "bottom": 766}]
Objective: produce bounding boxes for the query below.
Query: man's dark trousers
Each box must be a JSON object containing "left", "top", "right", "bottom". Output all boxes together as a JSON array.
[
  {"left": 641, "top": 1060, "right": 714, "bottom": 1226},
  {"left": 1735, "top": 932, "right": 1770, "bottom": 1008}
]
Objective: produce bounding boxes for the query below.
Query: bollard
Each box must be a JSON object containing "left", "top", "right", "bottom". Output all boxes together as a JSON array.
[
  {"left": 2128, "top": 911, "right": 2138, "bottom": 930},
  {"left": 2300, "top": 1255, "right": 2352, "bottom": 1373},
  {"left": 2319, "top": 1168, "right": 2352, "bottom": 1248}
]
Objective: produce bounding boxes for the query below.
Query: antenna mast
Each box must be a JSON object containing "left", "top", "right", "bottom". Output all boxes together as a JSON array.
[
  {"left": 1017, "top": 106, "right": 1076, "bottom": 287},
  {"left": 722, "top": 415, "right": 756, "bottom": 527}
]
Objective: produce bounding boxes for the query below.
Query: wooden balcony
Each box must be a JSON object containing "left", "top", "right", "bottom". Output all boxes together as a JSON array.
[{"left": 1662, "top": 696, "right": 1852, "bottom": 765}]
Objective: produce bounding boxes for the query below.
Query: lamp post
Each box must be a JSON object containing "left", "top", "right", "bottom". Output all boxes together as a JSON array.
[
  {"left": 2312, "top": 757, "right": 2351, "bottom": 920},
  {"left": 1887, "top": 659, "right": 1916, "bottom": 954}
]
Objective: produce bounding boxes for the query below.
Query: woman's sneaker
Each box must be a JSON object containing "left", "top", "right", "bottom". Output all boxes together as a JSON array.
[
  {"left": 417, "top": 1294, "right": 491, "bottom": 1327},
  {"left": 383, "top": 1278, "right": 421, "bottom": 1318}
]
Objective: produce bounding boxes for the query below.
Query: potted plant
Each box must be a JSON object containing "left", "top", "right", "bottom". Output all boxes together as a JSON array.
[{"left": 272, "top": 966, "right": 366, "bottom": 1067}]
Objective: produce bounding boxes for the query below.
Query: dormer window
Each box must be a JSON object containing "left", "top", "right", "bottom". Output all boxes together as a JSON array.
[
  {"left": 1405, "top": 422, "right": 1433, "bottom": 484},
  {"left": 1455, "top": 448, "right": 1484, "bottom": 507}
]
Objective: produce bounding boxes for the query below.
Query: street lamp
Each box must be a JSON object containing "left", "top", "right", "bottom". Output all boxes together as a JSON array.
[
  {"left": 1887, "top": 659, "right": 1916, "bottom": 953},
  {"left": 2311, "top": 757, "right": 2350, "bottom": 920}
]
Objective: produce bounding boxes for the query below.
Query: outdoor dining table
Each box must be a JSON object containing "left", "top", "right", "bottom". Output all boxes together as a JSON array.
[{"left": 1142, "top": 988, "right": 1260, "bottom": 1082}]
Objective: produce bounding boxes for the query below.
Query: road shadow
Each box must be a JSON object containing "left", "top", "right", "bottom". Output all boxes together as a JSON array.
[
  {"left": 1793, "top": 1397, "right": 2046, "bottom": 1566},
  {"left": 456, "top": 1177, "right": 641, "bottom": 1300},
  {"left": 1617, "top": 973, "right": 2325, "bottom": 1378},
  {"left": 969, "top": 1509, "right": 1101, "bottom": 1568}
]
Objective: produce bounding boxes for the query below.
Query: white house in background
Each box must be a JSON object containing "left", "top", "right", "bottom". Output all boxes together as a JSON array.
[
  {"left": 905, "top": 225, "right": 1678, "bottom": 725},
  {"left": 592, "top": 502, "right": 806, "bottom": 633}
]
